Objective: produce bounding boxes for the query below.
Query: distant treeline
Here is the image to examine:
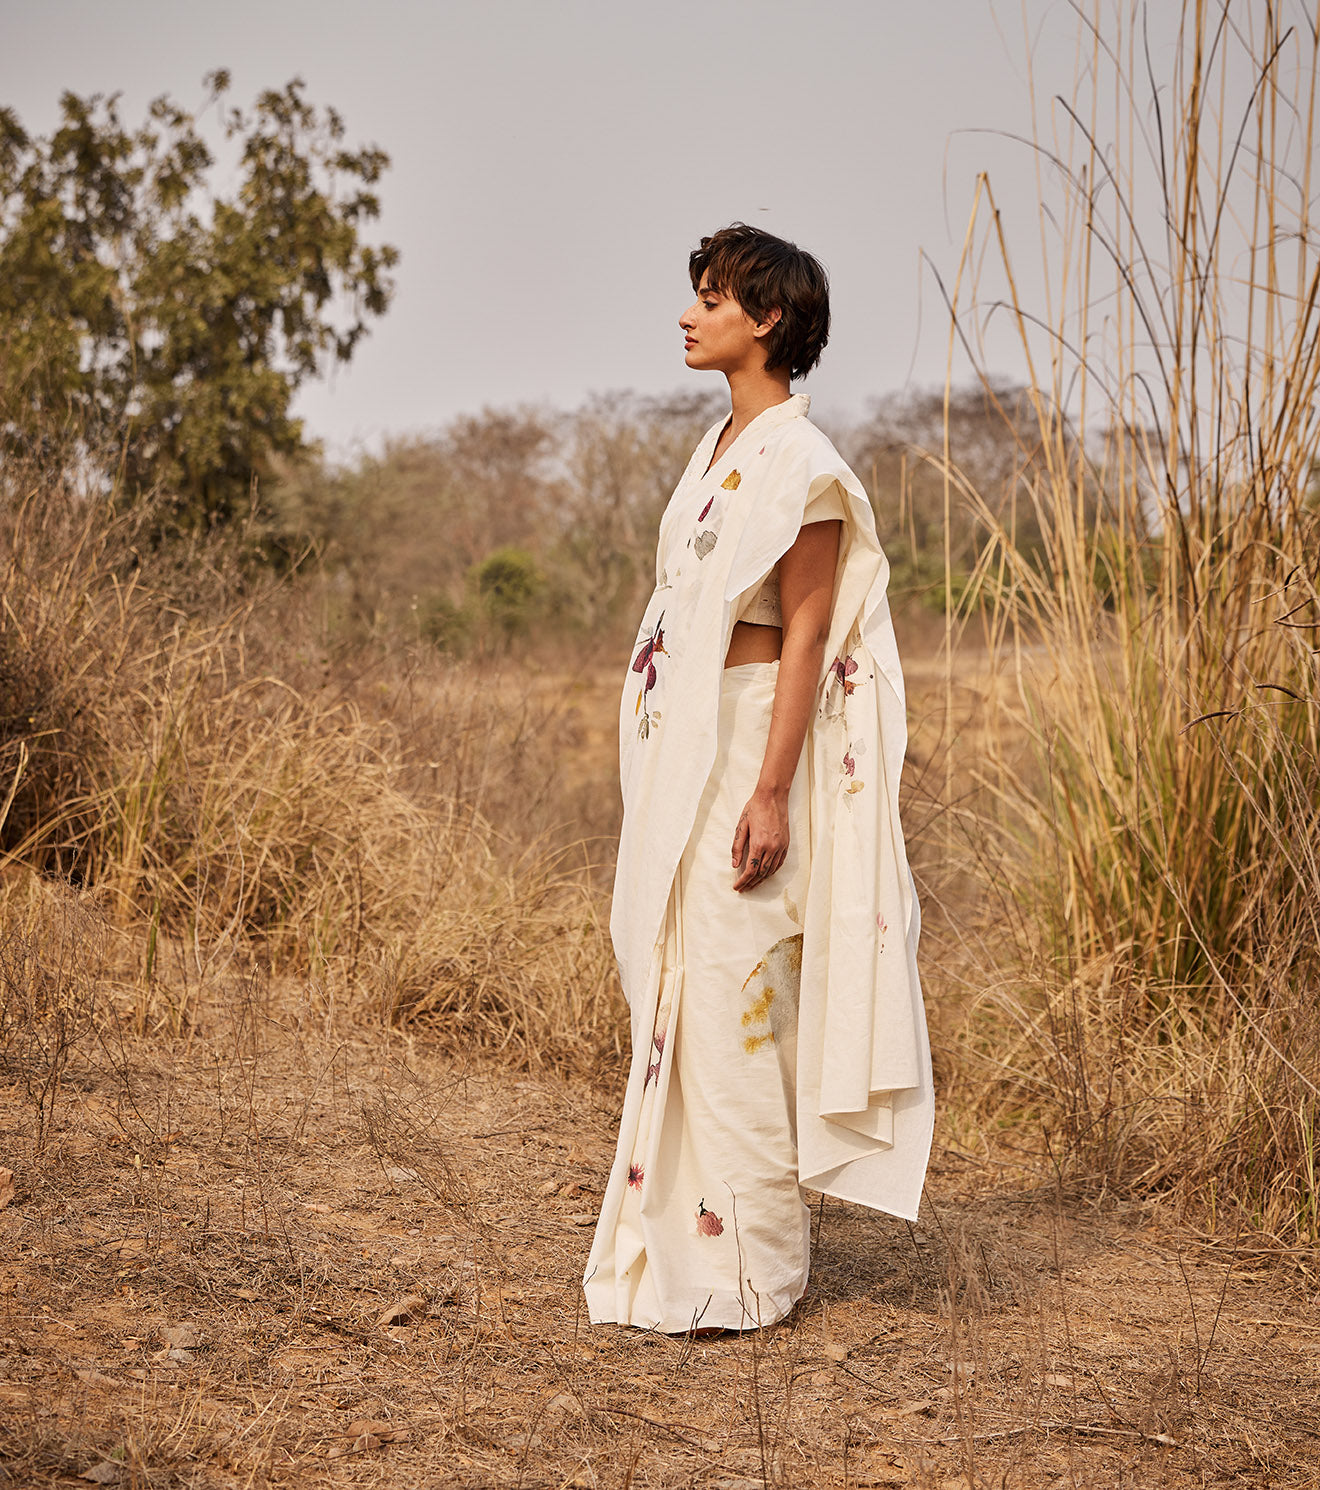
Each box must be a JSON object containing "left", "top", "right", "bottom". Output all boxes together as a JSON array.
[{"left": 271, "top": 380, "right": 1056, "bottom": 655}]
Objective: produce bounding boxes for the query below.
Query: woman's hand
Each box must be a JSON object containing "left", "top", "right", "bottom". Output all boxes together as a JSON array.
[{"left": 731, "top": 785, "right": 790, "bottom": 891}]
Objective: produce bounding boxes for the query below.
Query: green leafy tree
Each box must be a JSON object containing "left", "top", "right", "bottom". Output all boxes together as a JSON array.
[
  {"left": 471, "top": 547, "right": 546, "bottom": 646},
  {"left": 0, "top": 72, "right": 397, "bottom": 525}
]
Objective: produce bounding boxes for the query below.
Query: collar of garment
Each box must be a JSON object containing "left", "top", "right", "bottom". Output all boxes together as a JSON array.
[{"left": 701, "top": 392, "right": 811, "bottom": 479}]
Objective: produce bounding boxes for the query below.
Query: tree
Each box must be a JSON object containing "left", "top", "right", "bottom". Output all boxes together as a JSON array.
[{"left": 0, "top": 73, "right": 397, "bottom": 525}]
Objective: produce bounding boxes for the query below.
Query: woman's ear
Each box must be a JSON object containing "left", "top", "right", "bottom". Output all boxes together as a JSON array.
[{"left": 753, "top": 306, "right": 783, "bottom": 340}]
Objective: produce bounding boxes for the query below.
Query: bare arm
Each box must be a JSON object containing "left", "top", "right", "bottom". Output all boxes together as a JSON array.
[{"left": 731, "top": 517, "right": 842, "bottom": 891}]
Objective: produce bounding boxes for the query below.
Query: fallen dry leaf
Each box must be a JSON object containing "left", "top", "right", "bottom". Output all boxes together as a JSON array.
[
  {"left": 161, "top": 1324, "right": 200, "bottom": 1349},
  {"left": 0, "top": 1168, "right": 14, "bottom": 1208},
  {"left": 343, "top": 1418, "right": 404, "bottom": 1440},
  {"left": 879, "top": 1397, "right": 937, "bottom": 1418},
  {"left": 328, "top": 1436, "right": 379, "bottom": 1458},
  {"left": 377, "top": 1293, "right": 426, "bottom": 1327},
  {"left": 79, "top": 1461, "right": 123, "bottom": 1485},
  {"left": 544, "top": 1390, "right": 583, "bottom": 1417},
  {"left": 328, "top": 1418, "right": 411, "bottom": 1455},
  {"left": 74, "top": 1368, "right": 122, "bottom": 1389}
]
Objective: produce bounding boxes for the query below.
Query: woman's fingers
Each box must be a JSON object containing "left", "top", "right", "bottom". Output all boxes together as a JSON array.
[
  {"left": 733, "top": 841, "right": 767, "bottom": 891},
  {"left": 733, "top": 836, "right": 788, "bottom": 891},
  {"left": 731, "top": 811, "right": 749, "bottom": 869}
]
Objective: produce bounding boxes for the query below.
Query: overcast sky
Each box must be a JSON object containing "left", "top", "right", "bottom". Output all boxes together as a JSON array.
[{"left": 4, "top": 1, "right": 1117, "bottom": 454}]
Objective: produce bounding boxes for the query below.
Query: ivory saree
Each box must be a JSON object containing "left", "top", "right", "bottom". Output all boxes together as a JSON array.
[{"left": 584, "top": 394, "right": 933, "bottom": 1333}]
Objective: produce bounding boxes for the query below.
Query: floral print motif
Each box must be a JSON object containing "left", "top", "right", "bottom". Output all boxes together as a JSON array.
[
  {"left": 841, "top": 738, "right": 866, "bottom": 802},
  {"left": 694, "top": 529, "right": 718, "bottom": 559},
  {"left": 695, "top": 1199, "right": 725, "bottom": 1237},
  {"left": 628, "top": 1163, "right": 644, "bottom": 1189},
  {"left": 819, "top": 645, "right": 874, "bottom": 724},
  {"left": 721, "top": 469, "right": 742, "bottom": 490},
  {"left": 633, "top": 613, "right": 666, "bottom": 739},
  {"left": 644, "top": 1026, "right": 665, "bottom": 1088},
  {"left": 698, "top": 494, "right": 715, "bottom": 522}
]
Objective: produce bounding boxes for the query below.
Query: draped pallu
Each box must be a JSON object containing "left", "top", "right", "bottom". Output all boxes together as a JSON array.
[{"left": 586, "top": 394, "right": 933, "bottom": 1330}]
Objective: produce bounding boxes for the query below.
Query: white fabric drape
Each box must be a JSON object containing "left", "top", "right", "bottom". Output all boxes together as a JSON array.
[{"left": 585, "top": 393, "right": 934, "bottom": 1329}]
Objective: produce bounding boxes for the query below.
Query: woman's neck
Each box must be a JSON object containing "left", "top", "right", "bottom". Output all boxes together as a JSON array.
[{"left": 724, "top": 364, "right": 793, "bottom": 442}]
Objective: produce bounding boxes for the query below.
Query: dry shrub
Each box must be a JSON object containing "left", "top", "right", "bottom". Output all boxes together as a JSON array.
[
  {"left": 937, "top": 1, "right": 1320, "bottom": 1242},
  {"left": 0, "top": 874, "right": 105, "bottom": 1145},
  {"left": 0, "top": 487, "right": 620, "bottom": 1069}
]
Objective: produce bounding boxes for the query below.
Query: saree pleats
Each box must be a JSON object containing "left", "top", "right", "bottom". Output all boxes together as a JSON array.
[{"left": 585, "top": 662, "right": 811, "bottom": 1332}]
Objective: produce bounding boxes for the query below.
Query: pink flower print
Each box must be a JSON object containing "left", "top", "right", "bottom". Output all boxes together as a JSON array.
[
  {"left": 878, "top": 912, "right": 888, "bottom": 953},
  {"left": 833, "top": 655, "right": 859, "bottom": 695},
  {"left": 842, "top": 747, "right": 856, "bottom": 778},
  {"left": 698, "top": 495, "right": 715, "bottom": 521},
  {"left": 628, "top": 1163, "right": 644, "bottom": 1190},
  {"left": 758, "top": 445, "right": 766, "bottom": 455},
  {"left": 695, "top": 1199, "right": 724, "bottom": 1237},
  {"left": 652, "top": 1029, "right": 666, "bottom": 1054}
]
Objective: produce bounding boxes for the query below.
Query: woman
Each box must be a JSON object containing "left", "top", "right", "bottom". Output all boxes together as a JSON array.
[{"left": 584, "top": 225, "right": 933, "bottom": 1336}]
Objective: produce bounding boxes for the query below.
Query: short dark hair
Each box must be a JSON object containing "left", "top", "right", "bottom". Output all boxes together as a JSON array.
[{"left": 688, "top": 224, "right": 831, "bottom": 381}]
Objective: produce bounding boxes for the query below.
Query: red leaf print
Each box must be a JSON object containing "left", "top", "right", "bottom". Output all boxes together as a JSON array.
[
  {"left": 843, "top": 748, "right": 856, "bottom": 777},
  {"left": 833, "top": 655, "right": 858, "bottom": 695},
  {"left": 698, "top": 495, "right": 714, "bottom": 521},
  {"left": 632, "top": 625, "right": 666, "bottom": 674},
  {"left": 645, "top": 1060, "right": 660, "bottom": 1087},
  {"left": 695, "top": 1199, "right": 724, "bottom": 1237}
]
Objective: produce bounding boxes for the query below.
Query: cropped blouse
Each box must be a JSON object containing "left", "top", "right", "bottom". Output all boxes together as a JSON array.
[{"left": 734, "top": 480, "right": 848, "bottom": 626}]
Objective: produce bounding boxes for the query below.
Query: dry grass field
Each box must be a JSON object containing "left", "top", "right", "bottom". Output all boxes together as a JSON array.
[
  {"left": 2, "top": 646, "right": 1318, "bottom": 1490},
  {"left": 2, "top": 908, "right": 1318, "bottom": 1490}
]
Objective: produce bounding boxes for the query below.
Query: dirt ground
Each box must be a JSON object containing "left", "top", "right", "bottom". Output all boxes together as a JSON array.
[{"left": 2, "top": 976, "right": 1318, "bottom": 1490}]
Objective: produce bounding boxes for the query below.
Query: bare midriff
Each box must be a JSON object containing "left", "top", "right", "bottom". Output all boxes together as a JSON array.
[{"left": 724, "top": 619, "right": 782, "bottom": 667}]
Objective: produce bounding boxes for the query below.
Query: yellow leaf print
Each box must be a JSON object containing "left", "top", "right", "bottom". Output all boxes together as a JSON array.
[
  {"left": 739, "top": 934, "right": 802, "bottom": 1055},
  {"left": 721, "top": 470, "right": 741, "bottom": 490}
]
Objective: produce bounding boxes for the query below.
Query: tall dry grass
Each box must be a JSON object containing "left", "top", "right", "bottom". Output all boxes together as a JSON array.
[
  {"left": 938, "top": 0, "right": 1320, "bottom": 1242},
  {"left": 0, "top": 485, "right": 620, "bottom": 1066}
]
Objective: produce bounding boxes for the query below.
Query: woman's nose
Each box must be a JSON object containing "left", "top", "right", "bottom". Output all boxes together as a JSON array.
[{"left": 679, "top": 302, "right": 697, "bottom": 330}]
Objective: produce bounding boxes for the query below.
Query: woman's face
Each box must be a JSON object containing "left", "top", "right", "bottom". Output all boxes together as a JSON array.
[{"left": 679, "top": 279, "right": 776, "bottom": 375}]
